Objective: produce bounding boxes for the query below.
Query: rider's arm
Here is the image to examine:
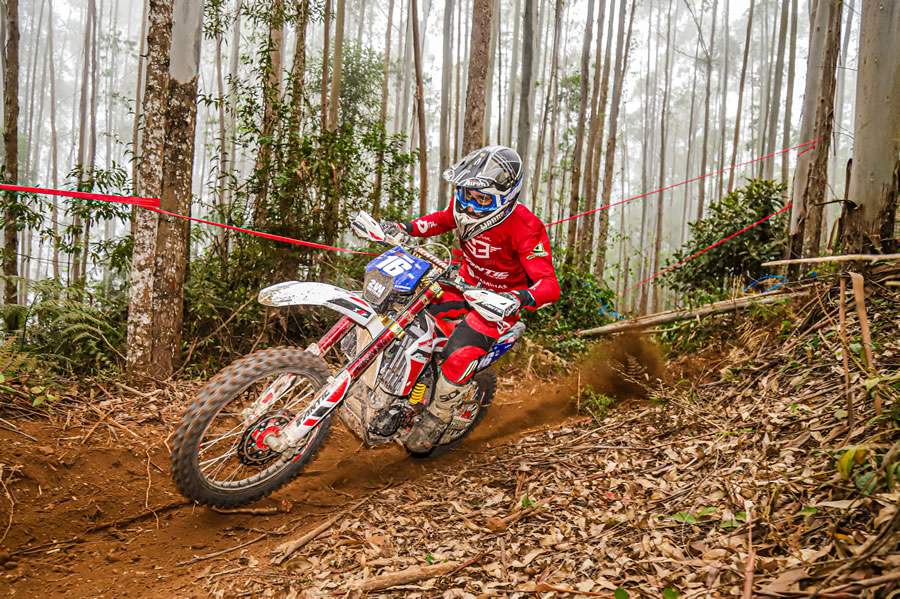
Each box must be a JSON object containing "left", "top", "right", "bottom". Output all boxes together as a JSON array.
[
  {"left": 515, "top": 223, "right": 561, "bottom": 310},
  {"left": 406, "top": 205, "right": 456, "bottom": 237}
]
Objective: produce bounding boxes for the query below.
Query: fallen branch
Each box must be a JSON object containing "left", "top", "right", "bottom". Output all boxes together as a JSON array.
[
  {"left": 821, "top": 569, "right": 900, "bottom": 593},
  {"left": 578, "top": 292, "right": 802, "bottom": 337},
  {"left": 485, "top": 505, "right": 539, "bottom": 532},
  {"left": 0, "top": 417, "right": 37, "bottom": 441},
  {"left": 85, "top": 500, "right": 189, "bottom": 533},
  {"left": 348, "top": 558, "right": 468, "bottom": 592},
  {"left": 213, "top": 504, "right": 288, "bottom": 516},
  {"left": 742, "top": 502, "right": 755, "bottom": 599},
  {"left": 271, "top": 496, "right": 368, "bottom": 565},
  {"left": 762, "top": 253, "right": 900, "bottom": 267},
  {"left": 177, "top": 532, "right": 269, "bottom": 567},
  {"left": 533, "top": 581, "right": 609, "bottom": 596}
]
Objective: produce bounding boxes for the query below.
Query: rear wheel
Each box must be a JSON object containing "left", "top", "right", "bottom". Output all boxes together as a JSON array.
[
  {"left": 171, "top": 347, "right": 331, "bottom": 508},
  {"left": 407, "top": 370, "right": 496, "bottom": 459}
]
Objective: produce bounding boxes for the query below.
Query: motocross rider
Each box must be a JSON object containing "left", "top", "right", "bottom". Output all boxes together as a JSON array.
[{"left": 384, "top": 145, "right": 561, "bottom": 452}]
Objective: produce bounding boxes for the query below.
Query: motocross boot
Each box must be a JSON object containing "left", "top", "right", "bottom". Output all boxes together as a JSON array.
[{"left": 405, "top": 374, "right": 473, "bottom": 453}]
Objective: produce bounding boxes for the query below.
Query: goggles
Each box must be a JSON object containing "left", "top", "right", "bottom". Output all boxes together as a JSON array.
[{"left": 454, "top": 187, "right": 501, "bottom": 215}]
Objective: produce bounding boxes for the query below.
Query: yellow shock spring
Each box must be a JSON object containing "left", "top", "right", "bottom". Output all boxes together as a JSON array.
[{"left": 409, "top": 382, "right": 427, "bottom": 404}]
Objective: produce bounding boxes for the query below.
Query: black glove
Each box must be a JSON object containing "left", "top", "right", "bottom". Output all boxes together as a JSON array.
[
  {"left": 512, "top": 289, "right": 536, "bottom": 308},
  {"left": 441, "top": 264, "right": 469, "bottom": 289}
]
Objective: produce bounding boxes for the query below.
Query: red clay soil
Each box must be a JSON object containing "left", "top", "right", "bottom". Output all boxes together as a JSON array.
[{"left": 0, "top": 337, "right": 664, "bottom": 598}]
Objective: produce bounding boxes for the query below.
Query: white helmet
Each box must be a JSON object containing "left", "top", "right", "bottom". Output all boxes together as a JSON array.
[{"left": 442, "top": 145, "right": 524, "bottom": 241}]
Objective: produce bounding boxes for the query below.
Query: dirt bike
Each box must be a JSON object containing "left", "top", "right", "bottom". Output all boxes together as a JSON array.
[{"left": 171, "top": 212, "right": 527, "bottom": 507}]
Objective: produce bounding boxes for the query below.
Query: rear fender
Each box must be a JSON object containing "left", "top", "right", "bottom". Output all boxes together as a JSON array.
[{"left": 258, "top": 282, "right": 383, "bottom": 337}]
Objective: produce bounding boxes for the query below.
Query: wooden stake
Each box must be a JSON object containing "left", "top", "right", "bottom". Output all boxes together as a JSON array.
[{"left": 848, "top": 272, "right": 880, "bottom": 415}]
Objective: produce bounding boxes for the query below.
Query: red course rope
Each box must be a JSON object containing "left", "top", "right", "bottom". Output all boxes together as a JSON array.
[
  {"left": 0, "top": 183, "right": 372, "bottom": 256},
  {"left": 0, "top": 183, "right": 161, "bottom": 209},
  {"left": 626, "top": 202, "right": 793, "bottom": 292},
  {"left": 546, "top": 138, "right": 817, "bottom": 227},
  {"left": 2, "top": 138, "right": 815, "bottom": 263}
]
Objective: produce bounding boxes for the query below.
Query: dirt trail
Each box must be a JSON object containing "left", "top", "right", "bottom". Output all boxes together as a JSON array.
[{"left": 0, "top": 337, "right": 662, "bottom": 598}]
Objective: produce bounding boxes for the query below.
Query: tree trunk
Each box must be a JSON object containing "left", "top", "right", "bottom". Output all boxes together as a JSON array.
[
  {"left": 764, "top": 0, "right": 789, "bottom": 180},
  {"left": 327, "top": 0, "right": 345, "bottom": 132},
  {"left": 462, "top": 0, "right": 493, "bottom": 154},
  {"left": 126, "top": 0, "right": 203, "bottom": 382},
  {"left": 564, "top": 0, "right": 595, "bottom": 259},
  {"left": 831, "top": 0, "right": 854, "bottom": 201},
  {"left": 781, "top": 0, "right": 798, "bottom": 187},
  {"left": 484, "top": 0, "right": 499, "bottom": 143},
  {"left": 373, "top": 0, "right": 395, "bottom": 216},
  {"left": 697, "top": 0, "right": 718, "bottom": 220},
  {"left": 2, "top": 0, "right": 19, "bottom": 328},
  {"left": 320, "top": 0, "right": 331, "bottom": 131},
  {"left": 22, "top": 0, "right": 46, "bottom": 185},
  {"left": 840, "top": 0, "right": 899, "bottom": 254},
  {"left": 576, "top": 0, "right": 608, "bottom": 257},
  {"left": 69, "top": 0, "right": 95, "bottom": 287},
  {"left": 787, "top": 0, "right": 842, "bottom": 262},
  {"left": 253, "top": 0, "right": 285, "bottom": 220},
  {"left": 681, "top": 18, "right": 702, "bottom": 245},
  {"left": 530, "top": 0, "right": 562, "bottom": 213},
  {"left": 715, "top": 0, "right": 729, "bottom": 199},
  {"left": 453, "top": 0, "right": 464, "bottom": 160},
  {"left": 653, "top": 0, "right": 674, "bottom": 312},
  {"left": 132, "top": 0, "right": 150, "bottom": 195},
  {"left": 593, "top": 0, "right": 633, "bottom": 279},
  {"left": 47, "top": 0, "right": 60, "bottom": 279},
  {"left": 515, "top": 0, "right": 536, "bottom": 178},
  {"left": 410, "top": 0, "right": 428, "bottom": 212},
  {"left": 438, "top": 0, "right": 454, "bottom": 209},
  {"left": 288, "top": 2, "right": 307, "bottom": 133},
  {"left": 504, "top": 0, "right": 521, "bottom": 147},
  {"left": 728, "top": 0, "right": 754, "bottom": 193}
]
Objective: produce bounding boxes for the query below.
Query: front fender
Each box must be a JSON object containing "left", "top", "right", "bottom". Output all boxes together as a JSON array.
[{"left": 258, "top": 282, "right": 381, "bottom": 333}]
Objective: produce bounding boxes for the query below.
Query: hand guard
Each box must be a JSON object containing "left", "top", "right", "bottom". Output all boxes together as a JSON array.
[
  {"left": 380, "top": 220, "right": 410, "bottom": 243},
  {"left": 496, "top": 292, "right": 523, "bottom": 318}
]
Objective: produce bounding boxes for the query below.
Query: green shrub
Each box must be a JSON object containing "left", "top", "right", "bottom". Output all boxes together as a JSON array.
[{"left": 664, "top": 179, "right": 787, "bottom": 301}]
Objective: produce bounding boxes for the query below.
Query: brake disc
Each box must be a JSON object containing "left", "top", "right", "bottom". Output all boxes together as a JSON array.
[{"left": 237, "top": 410, "right": 294, "bottom": 466}]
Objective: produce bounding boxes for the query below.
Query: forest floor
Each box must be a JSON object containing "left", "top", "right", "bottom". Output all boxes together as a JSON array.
[{"left": 0, "top": 270, "right": 898, "bottom": 598}]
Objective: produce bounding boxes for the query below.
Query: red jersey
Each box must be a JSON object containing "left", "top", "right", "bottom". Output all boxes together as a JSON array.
[{"left": 409, "top": 204, "right": 561, "bottom": 309}]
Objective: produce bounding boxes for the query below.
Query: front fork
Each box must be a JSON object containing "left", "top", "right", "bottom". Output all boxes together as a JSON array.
[{"left": 264, "top": 282, "right": 444, "bottom": 453}]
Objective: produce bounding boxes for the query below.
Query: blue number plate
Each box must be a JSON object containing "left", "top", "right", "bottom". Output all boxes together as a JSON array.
[{"left": 366, "top": 247, "right": 432, "bottom": 293}]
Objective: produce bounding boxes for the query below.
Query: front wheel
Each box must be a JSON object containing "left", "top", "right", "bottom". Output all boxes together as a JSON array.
[
  {"left": 407, "top": 370, "right": 497, "bottom": 459},
  {"left": 171, "top": 347, "right": 332, "bottom": 508}
]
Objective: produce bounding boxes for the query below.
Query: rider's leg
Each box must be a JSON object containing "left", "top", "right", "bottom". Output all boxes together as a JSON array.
[{"left": 406, "top": 312, "right": 502, "bottom": 452}]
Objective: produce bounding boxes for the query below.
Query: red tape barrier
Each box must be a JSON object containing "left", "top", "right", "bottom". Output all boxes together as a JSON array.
[
  {"left": 1, "top": 138, "right": 815, "bottom": 264},
  {"left": 0, "top": 183, "right": 161, "bottom": 209},
  {"left": 626, "top": 202, "right": 793, "bottom": 291},
  {"left": 0, "top": 183, "right": 371, "bottom": 256},
  {"left": 547, "top": 138, "right": 817, "bottom": 227}
]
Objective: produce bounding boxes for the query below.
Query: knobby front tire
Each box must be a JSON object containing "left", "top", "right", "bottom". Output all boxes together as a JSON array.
[{"left": 171, "top": 347, "right": 332, "bottom": 508}]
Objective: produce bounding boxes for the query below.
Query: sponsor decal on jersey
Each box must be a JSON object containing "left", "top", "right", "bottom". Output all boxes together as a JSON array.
[
  {"left": 467, "top": 262, "right": 510, "bottom": 280},
  {"left": 527, "top": 241, "right": 549, "bottom": 260},
  {"left": 465, "top": 238, "right": 501, "bottom": 259},
  {"left": 414, "top": 220, "right": 437, "bottom": 234}
]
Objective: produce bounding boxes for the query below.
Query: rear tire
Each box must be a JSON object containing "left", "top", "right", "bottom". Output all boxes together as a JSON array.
[
  {"left": 171, "top": 347, "right": 332, "bottom": 508},
  {"left": 407, "top": 370, "right": 497, "bottom": 459}
]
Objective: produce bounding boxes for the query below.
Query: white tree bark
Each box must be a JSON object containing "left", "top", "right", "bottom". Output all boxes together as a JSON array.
[
  {"left": 126, "top": 0, "right": 203, "bottom": 381},
  {"left": 842, "top": 0, "right": 900, "bottom": 253}
]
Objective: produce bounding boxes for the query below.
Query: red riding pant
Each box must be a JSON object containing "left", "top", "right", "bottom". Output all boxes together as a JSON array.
[{"left": 427, "top": 286, "right": 518, "bottom": 384}]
